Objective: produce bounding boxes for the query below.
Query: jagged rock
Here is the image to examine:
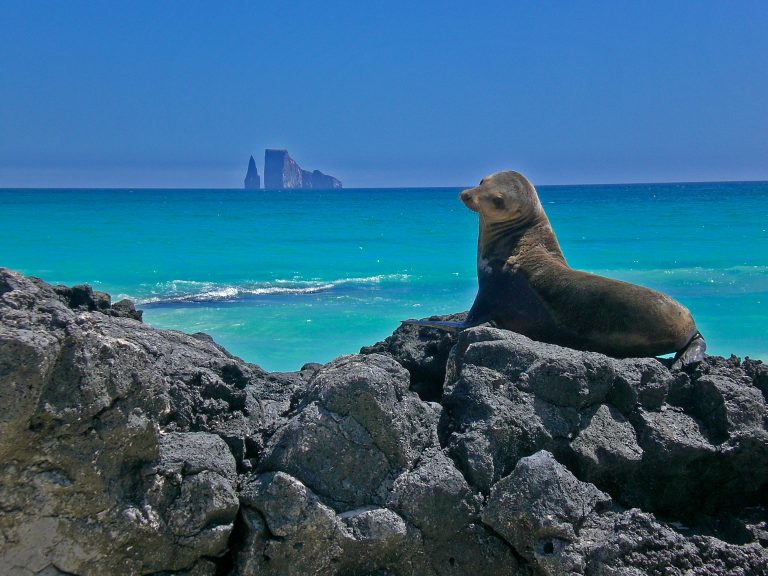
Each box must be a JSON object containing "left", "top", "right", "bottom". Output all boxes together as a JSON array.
[
  {"left": 305, "top": 354, "right": 439, "bottom": 468},
  {"left": 483, "top": 451, "right": 611, "bottom": 569},
  {"left": 258, "top": 401, "right": 395, "bottom": 507},
  {"left": 107, "top": 298, "right": 143, "bottom": 321},
  {"left": 257, "top": 354, "right": 439, "bottom": 508},
  {"left": 580, "top": 509, "right": 768, "bottom": 575},
  {"left": 263, "top": 149, "right": 341, "bottom": 189},
  {"left": 445, "top": 327, "right": 616, "bottom": 408},
  {"left": 570, "top": 403, "right": 643, "bottom": 491},
  {"left": 443, "top": 360, "right": 558, "bottom": 492},
  {"left": 361, "top": 313, "right": 464, "bottom": 400},
  {"left": 264, "top": 149, "right": 302, "bottom": 189},
  {"left": 609, "top": 356, "right": 674, "bottom": 412},
  {"left": 237, "top": 471, "right": 428, "bottom": 576},
  {"left": 53, "top": 282, "right": 111, "bottom": 311},
  {"left": 389, "top": 449, "right": 481, "bottom": 538},
  {"left": 2, "top": 268, "right": 768, "bottom": 575},
  {"left": 243, "top": 155, "right": 261, "bottom": 189},
  {"left": 49, "top": 281, "right": 142, "bottom": 320},
  {"left": 141, "top": 432, "right": 239, "bottom": 568},
  {"left": 307, "top": 168, "right": 342, "bottom": 189},
  {"left": 442, "top": 326, "right": 768, "bottom": 519},
  {"left": 688, "top": 374, "right": 766, "bottom": 442},
  {"left": 237, "top": 471, "right": 341, "bottom": 574},
  {"left": 0, "top": 268, "right": 298, "bottom": 574},
  {"left": 744, "top": 358, "right": 768, "bottom": 401},
  {"left": 388, "top": 448, "right": 519, "bottom": 574}
]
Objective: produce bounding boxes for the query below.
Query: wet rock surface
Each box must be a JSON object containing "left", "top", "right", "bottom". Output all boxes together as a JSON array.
[{"left": 1, "top": 268, "right": 767, "bottom": 575}]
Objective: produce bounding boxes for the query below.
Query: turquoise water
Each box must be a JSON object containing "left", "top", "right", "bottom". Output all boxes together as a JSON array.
[{"left": 1, "top": 182, "right": 767, "bottom": 371}]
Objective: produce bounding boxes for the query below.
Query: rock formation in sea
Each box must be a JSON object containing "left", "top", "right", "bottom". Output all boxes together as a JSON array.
[
  {"left": 243, "top": 155, "right": 261, "bottom": 189},
  {"left": 1, "top": 267, "right": 768, "bottom": 575},
  {"left": 306, "top": 168, "right": 342, "bottom": 189},
  {"left": 263, "top": 149, "right": 342, "bottom": 189}
]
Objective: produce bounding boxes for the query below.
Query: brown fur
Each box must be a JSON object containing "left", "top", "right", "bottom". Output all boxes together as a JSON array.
[{"left": 460, "top": 171, "right": 699, "bottom": 358}]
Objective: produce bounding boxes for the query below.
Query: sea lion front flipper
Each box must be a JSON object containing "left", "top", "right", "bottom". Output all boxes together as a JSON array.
[
  {"left": 671, "top": 331, "right": 707, "bottom": 370},
  {"left": 400, "top": 319, "right": 469, "bottom": 332}
]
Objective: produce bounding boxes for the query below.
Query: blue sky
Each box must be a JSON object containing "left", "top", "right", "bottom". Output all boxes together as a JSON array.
[{"left": 1, "top": 1, "right": 766, "bottom": 188}]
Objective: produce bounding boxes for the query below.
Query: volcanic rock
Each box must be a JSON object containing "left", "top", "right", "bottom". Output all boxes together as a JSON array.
[
  {"left": 243, "top": 155, "right": 261, "bottom": 190},
  {"left": 1, "top": 269, "right": 767, "bottom": 575},
  {"left": 263, "top": 149, "right": 341, "bottom": 189}
]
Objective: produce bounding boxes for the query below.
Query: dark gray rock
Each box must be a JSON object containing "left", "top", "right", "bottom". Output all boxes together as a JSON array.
[
  {"left": 570, "top": 402, "right": 643, "bottom": 492},
  {"left": 744, "top": 358, "right": 768, "bottom": 401},
  {"left": 388, "top": 448, "right": 519, "bottom": 575},
  {"left": 141, "top": 432, "right": 239, "bottom": 569},
  {"left": 0, "top": 268, "right": 295, "bottom": 574},
  {"left": 610, "top": 356, "right": 674, "bottom": 412},
  {"left": 304, "top": 354, "right": 438, "bottom": 468},
  {"left": 443, "top": 360, "right": 556, "bottom": 492},
  {"left": 580, "top": 509, "right": 768, "bottom": 575},
  {"left": 243, "top": 155, "right": 260, "bottom": 189},
  {"left": 107, "top": 298, "right": 143, "bottom": 321},
  {"left": 48, "top": 277, "right": 144, "bottom": 321},
  {"left": 2, "top": 268, "right": 768, "bottom": 575},
  {"left": 443, "top": 326, "right": 768, "bottom": 520},
  {"left": 389, "top": 449, "right": 482, "bottom": 539},
  {"left": 258, "top": 401, "right": 394, "bottom": 507},
  {"left": 54, "top": 282, "right": 111, "bottom": 311},
  {"left": 236, "top": 471, "right": 423, "bottom": 576},
  {"left": 689, "top": 374, "right": 766, "bottom": 442},
  {"left": 442, "top": 328, "right": 616, "bottom": 492},
  {"left": 237, "top": 471, "right": 342, "bottom": 575},
  {"left": 361, "top": 312, "right": 464, "bottom": 400},
  {"left": 258, "top": 353, "right": 439, "bottom": 507},
  {"left": 481, "top": 451, "right": 768, "bottom": 575},
  {"left": 482, "top": 451, "right": 611, "bottom": 570}
]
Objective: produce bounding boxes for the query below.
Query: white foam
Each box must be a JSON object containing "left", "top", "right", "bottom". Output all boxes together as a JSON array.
[{"left": 133, "top": 274, "right": 412, "bottom": 305}]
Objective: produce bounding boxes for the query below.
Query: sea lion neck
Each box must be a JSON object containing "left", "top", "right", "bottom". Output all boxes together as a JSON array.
[
  {"left": 478, "top": 209, "right": 563, "bottom": 263},
  {"left": 478, "top": 216, "right": 528, "bottom": 257}
]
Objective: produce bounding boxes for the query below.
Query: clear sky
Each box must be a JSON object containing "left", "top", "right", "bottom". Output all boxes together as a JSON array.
[{"left": 1, "top": 1, "right": 766, "bottom": 188}]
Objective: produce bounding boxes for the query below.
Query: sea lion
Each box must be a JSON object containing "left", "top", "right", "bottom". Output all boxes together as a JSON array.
[{"left": 405, "top": 171, "right": 706, "bottom": 368}]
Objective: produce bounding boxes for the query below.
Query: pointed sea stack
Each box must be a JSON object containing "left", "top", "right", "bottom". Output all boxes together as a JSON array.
[
  {"left": 244, "top": 155, "right": 260, "bottom": 189},
  {"left": 264, "top": 149, "right": 342, "bottom": 189}
]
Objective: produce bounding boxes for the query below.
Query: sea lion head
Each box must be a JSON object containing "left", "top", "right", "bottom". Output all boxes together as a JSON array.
[{"left": 459, "top": 171, "right": 542, "bottom": 224}]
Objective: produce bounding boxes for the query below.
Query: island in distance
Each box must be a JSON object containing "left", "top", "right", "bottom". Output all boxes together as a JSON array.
[{"left": 244, "top": 149, "right": 342, "bottom": 190}]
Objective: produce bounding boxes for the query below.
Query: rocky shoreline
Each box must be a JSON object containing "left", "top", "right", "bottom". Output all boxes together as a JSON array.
[{"left": 1, "top": 267, "right": 767, "bottom": 575}]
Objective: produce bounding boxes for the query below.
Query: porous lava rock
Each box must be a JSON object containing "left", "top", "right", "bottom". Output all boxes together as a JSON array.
[{"left": 1, "top": 268, "right": 767, "bottom": 575}]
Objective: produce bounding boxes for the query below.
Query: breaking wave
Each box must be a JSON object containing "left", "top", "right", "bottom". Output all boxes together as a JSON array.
[{"left": 133, "top": 274, "right": 411, "bottom": 305}]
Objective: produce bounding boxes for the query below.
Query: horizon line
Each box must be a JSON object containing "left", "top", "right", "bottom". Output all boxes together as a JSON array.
[{"left": 1, "top": 178, "right": 768, "bottom": 191}]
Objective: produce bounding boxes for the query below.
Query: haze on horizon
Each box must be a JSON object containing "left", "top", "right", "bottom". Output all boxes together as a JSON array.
[{"left": 1, "top": 1, "right": 766, "bottom": 189}]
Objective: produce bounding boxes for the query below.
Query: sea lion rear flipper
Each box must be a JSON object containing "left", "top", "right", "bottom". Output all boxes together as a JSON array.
[
  {"left": 671, "top": 331, "right": 706, "bottom": 370},
  {"left": 400, "top": 319, "right": 469, "bottom": 332}
]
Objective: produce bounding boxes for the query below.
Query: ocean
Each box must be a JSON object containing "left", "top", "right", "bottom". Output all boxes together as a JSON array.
[{"left": 1, "top": 182, "right": 766, "bottom": 371}]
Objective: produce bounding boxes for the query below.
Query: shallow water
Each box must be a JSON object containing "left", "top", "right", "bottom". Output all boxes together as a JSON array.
[{"left": 2, "top": 182, "right": 766, "bottom": 371}]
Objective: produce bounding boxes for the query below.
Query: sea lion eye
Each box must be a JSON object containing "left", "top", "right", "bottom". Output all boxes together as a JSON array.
[{"left": 492, "top": 197, "right": 505, "bottom": 209}]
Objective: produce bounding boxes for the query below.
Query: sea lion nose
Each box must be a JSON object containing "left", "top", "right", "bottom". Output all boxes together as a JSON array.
[{"left": 460, "top": 190, "right": 473, "bottom": 205}]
